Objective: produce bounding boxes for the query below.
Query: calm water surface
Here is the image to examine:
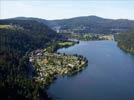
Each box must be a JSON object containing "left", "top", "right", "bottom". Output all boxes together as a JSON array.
[{"left": 48, "top": 40, "right": 134, "bottom": 100}]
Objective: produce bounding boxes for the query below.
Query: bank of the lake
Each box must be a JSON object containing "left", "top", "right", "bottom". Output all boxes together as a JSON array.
[
  {"left": 115, "top": 32, "right": 134, "bottom": 54},
  {"left": 29, "top": 40, "right": 88, "bottom": 90},
  {"left": 68, "top": 33, "right": 114, "bottom": 41},
  {"left": 48, "top": 40, "right": 134, "bottom": 100}
]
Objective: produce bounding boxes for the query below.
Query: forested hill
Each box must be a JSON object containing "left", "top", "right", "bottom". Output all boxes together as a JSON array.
[
  {"left": 11, "top": 16, "right": 134, "bottom": 34},
  {"left": 49, "top": 16, "right": 134, "bottom": 34},
  {"left": 0, "top": 19, "right": 62, "bottom": 53},
  {"left": 0, "top": 19, "right": 62, "bottom": 100},
  {"left": 115, "top": 31, "right": 134, "bottom": 54}
]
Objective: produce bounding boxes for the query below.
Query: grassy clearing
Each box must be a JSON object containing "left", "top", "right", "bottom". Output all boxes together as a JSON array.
[
  {"left": 0, "top": 25, "right": 12, "bottom": 29},
  {"left": 58, "top": 41, "right": 74, "bottom": 46}
]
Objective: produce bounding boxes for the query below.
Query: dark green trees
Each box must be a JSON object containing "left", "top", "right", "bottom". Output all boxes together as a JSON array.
[
  {"left": 0, "top": 19, "right": 61, "bottom": 99},
  {"left": 115, "top": 31, "right": 134, "bottom": 54}
]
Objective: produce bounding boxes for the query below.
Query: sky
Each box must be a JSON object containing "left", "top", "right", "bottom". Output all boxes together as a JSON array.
[{"left": 0, "top": 0, "right": 134, "bottom": 20}]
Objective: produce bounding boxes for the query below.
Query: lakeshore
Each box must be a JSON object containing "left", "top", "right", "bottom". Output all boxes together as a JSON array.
[
  {"left": 48, "top": 40, "right": 134, "bottom": 100},
  {"left": 29, "top": 40, "right": 88, "bottom": 88}
]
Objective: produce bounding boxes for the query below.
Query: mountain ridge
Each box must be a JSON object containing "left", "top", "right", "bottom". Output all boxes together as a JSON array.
[{"left": 2, "top": 15, "right": 134, "bottom": 34}]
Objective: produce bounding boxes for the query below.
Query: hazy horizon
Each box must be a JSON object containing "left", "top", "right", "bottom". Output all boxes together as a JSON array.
[
  {"left": 1, "top": 15, "right": 134, "bottom": 21},
  {"left": 1, "top": 0, "right": 134, "bottom": 20}
]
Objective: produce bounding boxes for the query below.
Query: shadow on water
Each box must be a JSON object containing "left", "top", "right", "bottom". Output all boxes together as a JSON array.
[{"left": 39, "top": 89, "right": 53, "bottom": 100}]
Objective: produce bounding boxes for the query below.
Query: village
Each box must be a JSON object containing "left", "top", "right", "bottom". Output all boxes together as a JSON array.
[{"left": 29, "top": 41, "right": 88, "bottom": 87}]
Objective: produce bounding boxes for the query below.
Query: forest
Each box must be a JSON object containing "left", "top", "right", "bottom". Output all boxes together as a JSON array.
[
  {"left": 0, "top": 19, "right": 63, "bottom": 100},
  {"left": 115, "top": 31, "right": 134, "bottom": 54}
]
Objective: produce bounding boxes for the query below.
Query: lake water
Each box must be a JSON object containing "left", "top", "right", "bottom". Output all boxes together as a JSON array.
[{"left": 48, "top": 40, "right": 134, "bottom": 100}]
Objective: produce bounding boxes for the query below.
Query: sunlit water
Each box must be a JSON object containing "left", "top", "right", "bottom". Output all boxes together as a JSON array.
[{"left": 48, "top": 40, "right": 134, "bottom": 100}]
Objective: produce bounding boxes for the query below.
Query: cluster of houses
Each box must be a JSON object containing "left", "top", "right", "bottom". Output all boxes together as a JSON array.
[{"left": 29, "top": 49, "right": 87, "bottom": 86}]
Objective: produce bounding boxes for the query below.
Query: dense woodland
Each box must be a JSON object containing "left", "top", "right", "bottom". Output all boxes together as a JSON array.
[
  {"left": 115, "top": 31, "right": 134, "bottom": 54},
  {"left": 0, "top": 19, "right": 63, "bottom": 100}
]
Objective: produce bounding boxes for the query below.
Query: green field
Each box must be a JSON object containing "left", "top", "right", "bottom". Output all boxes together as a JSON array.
[
  {"left": 58, "top": 41, "right": 74, "bottom": 46},
  {"left": 0, "top": 25, "right": 11, "bottom": 29}
]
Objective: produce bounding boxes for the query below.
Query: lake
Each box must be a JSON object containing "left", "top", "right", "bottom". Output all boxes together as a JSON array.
[{"left": 48, "top": 40, "right": 134, "bottom": 100}]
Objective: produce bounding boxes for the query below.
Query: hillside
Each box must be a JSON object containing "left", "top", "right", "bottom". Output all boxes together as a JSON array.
[
  {"left": 115, "top": 31, "right": 134, "bottom": 54},
  {"left": 49, "top": 16, "right": 134, "bottom": 34},
  {"left": 10, "top": 16, "right": 134, "bottom": 34},
  {"left": 0, "top": 19, "right": 61, "bottom": 100}
]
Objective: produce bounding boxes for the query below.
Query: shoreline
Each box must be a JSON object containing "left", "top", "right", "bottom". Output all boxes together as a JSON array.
[{"left": 29, "top": 40, "right": 88, "bottom": 90}]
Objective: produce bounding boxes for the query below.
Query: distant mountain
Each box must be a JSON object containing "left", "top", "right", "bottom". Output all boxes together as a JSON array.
[
  {"left": 5, "top": 15, "right": 134, "bottom": 34},
  {"left": 8, "top": 17, "right": 50, "bottom": 26},
  {"left": 49, "top": 16, "right": 134, "bottom": 34}
]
